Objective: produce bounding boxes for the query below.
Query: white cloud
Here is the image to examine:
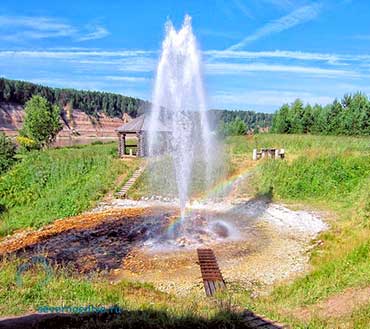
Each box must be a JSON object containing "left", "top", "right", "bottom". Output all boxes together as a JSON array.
[
  {"left": 0, "top": 48, "right": 365, "bottom": 77},
  {"left": 3, "top": 48, "right": 369, "bottom": 65},
  {"left": 77, "top": 26, "right": 110, "bottom": 41},
  {"left": 228, "top": 3, "right": 322, "bottom": 50},
  {"left": 0, "top": 50, "right": 154, "bottom": 59},
  {"left": 0, "top": 16, "right": 76, "bottom": 41},
  {"left": 0, "top": 16, "right": 73, "bottom": 32},
  {"left": 205, "top": 49, "right": 370, "bottom": 66},
  {"left": 258, "top": 0, "right": 295, "bottom": 10},
  {"left": 232, "top": 0, "right": 254, "bottom": 19},
  {"left": 115, "top": 57, "right": 156, "bottom": 72},
  {"left": 104, "top": 76, "right": 149, "bottom": 82},
  {"left": 0, "top": 15, "right": 109, "bottom": 42},
  {"left": 206, "top": 49, "right": 337, "bottom": 61},
  {"left": 211, "top": 89, "right": 333, "bottom": 108},
  {"left": 206, "top": 62, "right": 357, "bottom": 77}
]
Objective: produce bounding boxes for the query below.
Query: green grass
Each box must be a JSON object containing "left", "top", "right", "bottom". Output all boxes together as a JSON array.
[
  {"left": 1, "top": 133, "right": 370, "bottom": 328},
  {"left": 272, "top": 239, "right": 370, "bottom": 306},
  {"left": 254, "top": 155, "right": 370, "bottom": 205},
  {"left": 227, "top": 133, "right": 370, "bottom": 328},
  {"left": 226, "top": 134, "right": 370, "bottom": 156},
  {"left": 0, "top": 142, "right": 137, "bottom": 236},
  {"left": 128, "top": 151, "right": 233, "bottom": 200},
  {"left": 0, "top": 256, "right": 244, "bottom": 328}
]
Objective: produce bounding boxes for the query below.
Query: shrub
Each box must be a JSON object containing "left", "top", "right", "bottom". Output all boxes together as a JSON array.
[
  {"left": 20, "top": 95, "right": 62, "bottom": 148},
  {"left": 219, "top": 117, "right": 247, "bottom": 136},
  {"left": 16, "top": 136, "right": 38, "bottom": 151},
  {"left": 0, "top": 133, "right": 16, "bottom": 174}
]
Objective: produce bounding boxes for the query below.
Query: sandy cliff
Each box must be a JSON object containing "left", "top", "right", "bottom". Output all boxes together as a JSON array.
[{"left": 0, "top": 102, "right": 127, "bottom": 146}]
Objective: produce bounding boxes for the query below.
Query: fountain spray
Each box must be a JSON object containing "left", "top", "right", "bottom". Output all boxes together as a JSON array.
[{"left": 148, "top": 15, "right": 214, "bottom": 222}]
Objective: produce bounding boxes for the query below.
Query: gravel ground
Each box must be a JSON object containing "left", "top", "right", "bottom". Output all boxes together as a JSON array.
[
  {"left": 102, "top": 197, "right": 328, "bottom": 297},
  {"left": 1, "top": 191, "right": 328, "bottom": 298}
]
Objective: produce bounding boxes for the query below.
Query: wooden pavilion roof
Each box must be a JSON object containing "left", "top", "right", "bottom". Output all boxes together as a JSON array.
[{"left": 116, "top": 114, "right": 171, "bottom": 133}]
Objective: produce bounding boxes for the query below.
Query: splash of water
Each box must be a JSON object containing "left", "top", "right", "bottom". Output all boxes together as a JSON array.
[{"left": 148, "top": 15, "right": 214, "bottom": 221}]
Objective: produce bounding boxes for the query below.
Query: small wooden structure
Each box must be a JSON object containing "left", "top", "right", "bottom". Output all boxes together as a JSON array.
[
  {"left": 253, "top": 148, "right": 285, "bottom": 161},
  {"left": 116, "top": 114, "right": 171, "bottom": 158},
  {"left": 197, "top": 248, "right": 226, "bottom": 296}
]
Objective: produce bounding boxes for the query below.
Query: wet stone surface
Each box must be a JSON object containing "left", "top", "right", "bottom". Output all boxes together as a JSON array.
[
  {"left": 12, "top": 209, "right": 242, "bottom": 274},
  {"left": 15, "top": 212, "right": 173, "bottom": 274}
]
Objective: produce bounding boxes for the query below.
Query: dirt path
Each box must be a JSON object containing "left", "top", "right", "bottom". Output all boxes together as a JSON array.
[
  {"left": 293, "top": 286, "right": 370, "bottom": 321},
  {"left": 102, "top": 158, "right": 141, "bottom": 202}
]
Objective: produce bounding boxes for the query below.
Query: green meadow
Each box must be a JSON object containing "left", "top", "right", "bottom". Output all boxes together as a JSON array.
[{"left": 0, "top": 134, "right": 369, "bottom": 328}]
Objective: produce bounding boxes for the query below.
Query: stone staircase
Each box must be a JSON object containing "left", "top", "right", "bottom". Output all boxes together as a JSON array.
[{"left": 116, "top": 164, "right": 146, "bottom": 198}]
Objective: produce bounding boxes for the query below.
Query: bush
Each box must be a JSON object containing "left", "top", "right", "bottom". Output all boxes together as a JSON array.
[
  {"left": 15, "top": 136, "right": 38, "bottom": 152},
  {"left": 218, "top": 117, "right": 247, "bottom": 136},
  {"left": 0, "top": 133, "right": 16, "bottom": 174},
  {"left": 20, "top": 95, "right": 62, "bottom": 148}
]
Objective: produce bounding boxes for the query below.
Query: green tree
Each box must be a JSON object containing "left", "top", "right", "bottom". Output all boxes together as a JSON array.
[
  {"left": 327, "top": 99, "right": 343, "bottom": 134},
  {"left": 341, "top": 93, "right": 370, "bottom": 135},
  {"left": 290, "top": 99, "right": 305, "bottom": 133},
  {"left": 310, "top": 105, "right": 328, "bottom": 134},
  {"left": 302, "top": 104, "right": 315, "bottom": 133},
  {"left": 272, "top": 104, "right": 291, "bottom": 133},
  {"left": 0, "top": 133, "right": 17, "bottom": 174},
  {"left": 20, "top": 95, "right": 62, "bottom": 148},
  {"left": 219, "top": 117, "right": 247, "bottom": 136}
]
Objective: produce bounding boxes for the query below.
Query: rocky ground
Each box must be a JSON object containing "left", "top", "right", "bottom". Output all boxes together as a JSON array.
[
  {"left": 105, "top": 198, "right": 327, "bottom": 297},
  {"left": 0, "top": 193, "right": 327, "bottom": 299}
]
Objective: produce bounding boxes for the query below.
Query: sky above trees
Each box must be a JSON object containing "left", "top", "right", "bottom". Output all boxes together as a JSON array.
[{"left": 0, "top": 0, "right": 369, "bottom": 112}]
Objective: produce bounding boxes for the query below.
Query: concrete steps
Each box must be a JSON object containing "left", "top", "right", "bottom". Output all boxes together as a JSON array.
[{"left": 116, "top": 164, "right": 146, "bottom": 198}]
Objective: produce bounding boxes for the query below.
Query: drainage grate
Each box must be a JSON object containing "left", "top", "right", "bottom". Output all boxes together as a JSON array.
[{"left": 197, "top": 248, "right": 226, "bottom": 296}]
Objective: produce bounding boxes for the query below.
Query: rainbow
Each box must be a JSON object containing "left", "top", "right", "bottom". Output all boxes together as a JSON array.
[{"left": 165, "top": 167, "right": 254, "bottom": 235}]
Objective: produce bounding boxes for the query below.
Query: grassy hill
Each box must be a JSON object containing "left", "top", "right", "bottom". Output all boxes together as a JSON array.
[
  {"left": 0, "top": 142, "right": 139, "bottom": 236},
  {"left": 227, "top": 134, "right": 370, "bottom": 328}
]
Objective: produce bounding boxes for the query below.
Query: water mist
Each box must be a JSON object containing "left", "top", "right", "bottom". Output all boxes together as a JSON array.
[{"left": 148, "top": 15, "right": 214, "bottom": 222}]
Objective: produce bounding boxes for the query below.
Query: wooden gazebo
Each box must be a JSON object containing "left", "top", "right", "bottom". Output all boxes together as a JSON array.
[{"left": 116, "top": 114, "right": 171, "bottom": 158}]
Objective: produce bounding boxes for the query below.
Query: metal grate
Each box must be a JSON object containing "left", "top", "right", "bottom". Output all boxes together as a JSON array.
[{"left": 197, "top": 248, "right": 226, "bottom": 296}]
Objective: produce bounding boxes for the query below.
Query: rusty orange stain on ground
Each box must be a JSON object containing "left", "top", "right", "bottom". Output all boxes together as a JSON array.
[{"left": 0, "top": 207, "right": 176, "bottom": 256}]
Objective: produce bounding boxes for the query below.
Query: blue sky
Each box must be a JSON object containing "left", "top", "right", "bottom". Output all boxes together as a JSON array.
[{"left": 0, "top": 0, "right": 369, "bottom": 112}]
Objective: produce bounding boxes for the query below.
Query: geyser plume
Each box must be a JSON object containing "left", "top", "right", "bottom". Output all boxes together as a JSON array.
[{"left": 148, "top": 15, "right": 214, "bottom": 221}]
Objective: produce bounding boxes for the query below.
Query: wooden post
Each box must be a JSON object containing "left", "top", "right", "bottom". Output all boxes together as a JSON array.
[
  {"left": 141, "top": 131, "right": 147, "bottom": 156},
  {"left": 118, "top": 133, "right": 125, "bottom": 158},
  {"left": 137, "top": 132, "right": 143, "bottom": 157},
  {"left": 252, "top": 149, "right": 257, "bottom": 160},
  {"left": 123, "top": 134, "right": 126, "bottom": 157}
]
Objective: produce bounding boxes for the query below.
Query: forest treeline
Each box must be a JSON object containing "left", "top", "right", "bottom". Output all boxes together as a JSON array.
[
  {"left": 209, "top": 109, "right": 273, "bottom": 131},
  {"left": 272, "top": 93, "right": 370, "bottom": 135},
  {"left": 0, "top": 78, "right": 272, "bottom": 129},
  {"left": 0, "top": 77, "right": 150, "bottom": 118}
]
